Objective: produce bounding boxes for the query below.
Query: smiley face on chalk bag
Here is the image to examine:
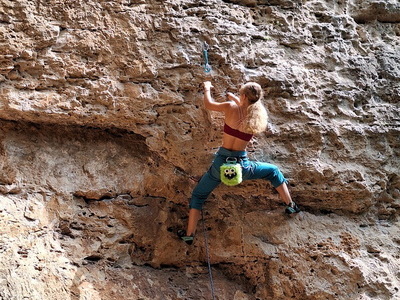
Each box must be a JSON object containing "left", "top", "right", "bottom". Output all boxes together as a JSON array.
[
  {"left": 224, "top": 167, "right": 237, "bottom": 179},
  {"left": 220, "top": 163, "right": 242, "bottom": 186}
]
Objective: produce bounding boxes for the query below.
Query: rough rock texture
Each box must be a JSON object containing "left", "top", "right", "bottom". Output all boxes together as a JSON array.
[{"left": 0, "top": 0, "right": 399, "bottom": 299}]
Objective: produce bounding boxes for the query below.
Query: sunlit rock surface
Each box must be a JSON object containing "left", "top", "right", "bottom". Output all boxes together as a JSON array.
[{"left": 0, "top": 0, "right": 399, "bottom": 299}]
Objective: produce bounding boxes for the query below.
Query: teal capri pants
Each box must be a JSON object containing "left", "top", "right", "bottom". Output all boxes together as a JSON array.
[{"left": 189, "top": 147, "right": 287, "bottom": 210}]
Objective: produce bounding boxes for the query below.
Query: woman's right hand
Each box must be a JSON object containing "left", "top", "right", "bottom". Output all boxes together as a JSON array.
[{"left": 203, "top": 81, "right": 213, "bottom": 90}]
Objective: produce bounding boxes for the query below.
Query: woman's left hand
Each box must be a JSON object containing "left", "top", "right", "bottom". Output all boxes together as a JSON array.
[{"left": 227, "top": 92, "right": 240, "bottom": 104}]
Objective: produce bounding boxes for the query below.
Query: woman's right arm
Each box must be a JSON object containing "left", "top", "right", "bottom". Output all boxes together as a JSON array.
[{"left": 203, "top": 81, "right": 232, "bottom": 112}]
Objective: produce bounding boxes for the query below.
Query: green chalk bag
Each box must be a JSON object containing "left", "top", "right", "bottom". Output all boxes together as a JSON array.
[{"left": 220, "top": 157, "right": 242, "bottom": 186}]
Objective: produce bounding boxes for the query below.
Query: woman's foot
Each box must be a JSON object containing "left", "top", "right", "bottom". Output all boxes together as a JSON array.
[
  {"left": 177, "top": 230, "right": 194, "bottom": 245},
  {"left": 285, "top": 201, "right": 300, "bottom": 214}
]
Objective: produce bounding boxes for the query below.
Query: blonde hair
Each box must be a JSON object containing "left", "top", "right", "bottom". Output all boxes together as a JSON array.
[{"left": 239, "top": 82, "right": 268, "bottom": 134}]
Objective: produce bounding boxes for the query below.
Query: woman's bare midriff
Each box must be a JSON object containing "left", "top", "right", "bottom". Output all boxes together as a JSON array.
[{"left": 221, "top": 133, "right": 249, "bottom": 151}]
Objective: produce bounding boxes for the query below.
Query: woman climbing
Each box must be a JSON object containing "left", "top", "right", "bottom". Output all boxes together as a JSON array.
[{"left": 178, "top": 81, "right": 300, "bottom": 245}]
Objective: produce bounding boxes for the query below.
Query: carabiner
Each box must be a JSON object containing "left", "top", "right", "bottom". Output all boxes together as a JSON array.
[{"left": 202, "top": 41, "right": 210, "bottom": 51}]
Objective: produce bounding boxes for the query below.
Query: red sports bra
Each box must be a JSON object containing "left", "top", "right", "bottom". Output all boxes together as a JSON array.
[{"left": 224, "top": 123, "right": 253, "bottom": 142}]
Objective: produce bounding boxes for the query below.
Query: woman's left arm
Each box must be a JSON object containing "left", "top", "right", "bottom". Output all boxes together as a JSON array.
[{"left": 227, "top": 92, "right": 240, "bottom": 106}]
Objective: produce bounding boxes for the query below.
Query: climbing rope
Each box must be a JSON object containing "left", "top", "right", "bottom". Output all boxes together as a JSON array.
[
  {"left": 173, "top": 165, "right": 216, "bottom": 298},
  {"left": 201, "top": 210, "right": 216, "bottom": 300}
]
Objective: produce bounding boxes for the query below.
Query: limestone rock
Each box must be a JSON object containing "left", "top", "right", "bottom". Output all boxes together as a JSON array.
[{"left": 0, "top": 0, "right": 399, "bottom": 299}]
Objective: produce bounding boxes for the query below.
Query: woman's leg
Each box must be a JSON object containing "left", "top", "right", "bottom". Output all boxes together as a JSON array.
[
  {"left": 187, "top": 208, "right": 201, "bottom": 236},
  {"left": 275, "top": 182, "right": 292, "bottom": 205},
  {"left": 185, "top": 166, "right": 221, "bottom": 236},
  {"left": 243, "top": 161, "right": 297, "bottom": 208}
]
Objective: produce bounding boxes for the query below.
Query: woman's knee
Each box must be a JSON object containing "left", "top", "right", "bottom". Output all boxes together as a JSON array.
[
  {"left": 189, "top": 178, "right": 219, "bottom": 210},
  {"left": 262, "top": 164, "right": 286, "bottom": 187},
  {"left": 189, "top": 200, "right": 204, "bottom": 210},
  {"left": 270, "top": 167, "right": 287, "bottom": 187}
]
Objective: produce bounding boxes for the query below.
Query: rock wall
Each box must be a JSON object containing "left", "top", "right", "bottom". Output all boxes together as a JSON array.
[{"left": 0, "top": 0, "right": 399, "bottom": 299}]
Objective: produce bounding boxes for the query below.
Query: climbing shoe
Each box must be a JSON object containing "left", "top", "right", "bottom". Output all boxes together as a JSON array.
[
  {"left": 177, "top": 230, "right": 194, "bottom": 245},
  {"left": 285, "top": 201, "right": 300, "bottom": 214}
]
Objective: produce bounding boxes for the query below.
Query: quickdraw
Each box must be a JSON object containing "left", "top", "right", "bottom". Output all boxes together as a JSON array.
[{"left": 202, "top": 42, "right": 212, "bottom": 73}]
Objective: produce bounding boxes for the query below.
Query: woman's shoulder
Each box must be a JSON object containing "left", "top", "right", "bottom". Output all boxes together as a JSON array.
[{"left": 226, "top": 100, "right": 241, "bottom": 110}]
